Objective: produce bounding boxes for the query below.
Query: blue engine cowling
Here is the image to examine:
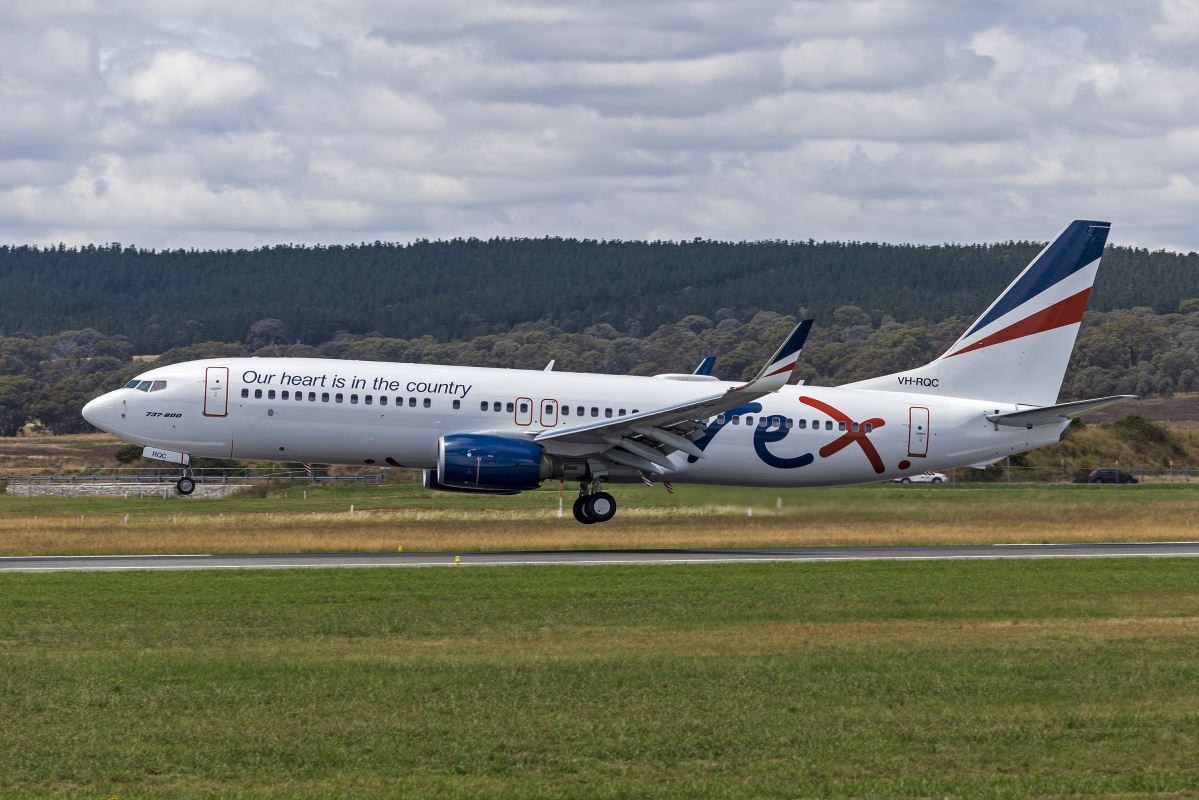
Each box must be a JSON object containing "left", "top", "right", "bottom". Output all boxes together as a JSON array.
[{"left": 437, "top": 433, "right": 555, "bottom": 492}]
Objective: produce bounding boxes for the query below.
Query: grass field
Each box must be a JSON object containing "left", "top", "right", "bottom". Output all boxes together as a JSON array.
[
  {"left": 1, "top": 481, "right": 1198, "bottom": 555},
  {"left": 1, "top": 558, "right": 1197, "bottom": 798}
]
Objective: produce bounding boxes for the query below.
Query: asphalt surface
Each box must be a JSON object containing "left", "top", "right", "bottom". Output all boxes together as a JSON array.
[{"left": 2, "top": 542, "right": 1199, "bottom": 573}]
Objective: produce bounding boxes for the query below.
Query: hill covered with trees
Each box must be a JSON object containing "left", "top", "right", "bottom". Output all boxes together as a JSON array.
[{"left": 1, "top": 238, "right": 1196, "bottom": 352}]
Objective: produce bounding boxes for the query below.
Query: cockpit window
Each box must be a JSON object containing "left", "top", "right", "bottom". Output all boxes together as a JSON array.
[
  {"left": 149, "top": 380, "right": 167, "bottom": 392},
  {"left": 136, "top": 380, "right": 152, "bottom": 392},
  {"left": 125, "top": 379, "right": 140, "bottom": 389}
]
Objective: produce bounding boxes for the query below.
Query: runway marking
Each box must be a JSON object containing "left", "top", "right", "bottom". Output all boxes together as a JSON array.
[{"left": 2, "top": 544, "right": 1199, "bottom": 573}]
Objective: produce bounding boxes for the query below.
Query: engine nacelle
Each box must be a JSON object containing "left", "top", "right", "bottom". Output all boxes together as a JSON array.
[{"left": 437, "top": 433, "right": 558, "bottom": 492}]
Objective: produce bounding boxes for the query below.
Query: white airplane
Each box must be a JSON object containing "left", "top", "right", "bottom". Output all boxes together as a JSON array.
[{"left": 83, "top": 220, "right": 1132, "bottom": 524}]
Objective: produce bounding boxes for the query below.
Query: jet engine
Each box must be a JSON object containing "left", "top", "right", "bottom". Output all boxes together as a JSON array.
[{"left": 436, "top": 433, "right": 560, "bottom": 492}]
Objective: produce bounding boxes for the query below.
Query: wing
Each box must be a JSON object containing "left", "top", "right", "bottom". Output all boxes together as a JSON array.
[{"left": 533, "top": 320, "right": 812, "bottom": 472}]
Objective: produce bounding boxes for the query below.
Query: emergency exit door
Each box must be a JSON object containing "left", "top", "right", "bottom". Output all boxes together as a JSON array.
[
  {"left": 908, "top": 406, "right": 929, "bottom": 457},
  {"left": 204, "top": 366, "right": 229, "bottom": 417}
]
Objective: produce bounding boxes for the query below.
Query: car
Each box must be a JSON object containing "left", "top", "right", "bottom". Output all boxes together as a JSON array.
[
  {"left": 1087, "top": 468, "right": 1138, "bottom": 484},
  {"left": 894, "top": 471, "right": 950, "bottom": 484}
]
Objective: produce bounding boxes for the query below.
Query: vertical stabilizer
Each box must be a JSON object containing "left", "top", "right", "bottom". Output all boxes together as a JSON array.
[{"left": 845, "top": 220, "right": 1110, "bottom": 407}]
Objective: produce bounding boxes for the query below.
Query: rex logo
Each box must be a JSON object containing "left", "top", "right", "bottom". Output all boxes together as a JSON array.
[{"left": 687, "top": 397, "right": 886, "bottom": 474}]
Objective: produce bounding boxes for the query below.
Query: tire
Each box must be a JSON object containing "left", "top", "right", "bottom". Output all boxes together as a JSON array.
[
  {"left": 572, "top": 496, "right": 596, "bottom": 524},
  {"left": 899, "top": 477, "right": 911, "bottom": 484},
  {"left": 584, "top": 492, "right": 617, "bottom": 523},
  {"left": 176, "top": 476, "right": 196, "bottom": 496},
  {"left": 931, "top": 477, "right": 944, "bottom": 483}
]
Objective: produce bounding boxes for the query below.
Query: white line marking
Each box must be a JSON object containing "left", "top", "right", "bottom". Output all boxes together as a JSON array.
[{"left": 2, "top": 550, "right": 1198, "bottom": 573}]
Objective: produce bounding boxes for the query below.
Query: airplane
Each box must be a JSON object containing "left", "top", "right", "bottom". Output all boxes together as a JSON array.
[{"left": 82, "top": 220, "right": 1132, "bottom": 524}]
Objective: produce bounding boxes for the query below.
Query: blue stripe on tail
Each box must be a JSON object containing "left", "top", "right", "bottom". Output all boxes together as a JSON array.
[{"left": 965, "top": 220, "right": 1110, "bottom": 338}]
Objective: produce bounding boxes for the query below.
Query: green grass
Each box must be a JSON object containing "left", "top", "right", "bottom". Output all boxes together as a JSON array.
[
  {"left": 2, "top": 558, "right": 1198, "bottom": 798},
  {"left": 1, "top": 478, "right": 1194, "bottom": 518}
]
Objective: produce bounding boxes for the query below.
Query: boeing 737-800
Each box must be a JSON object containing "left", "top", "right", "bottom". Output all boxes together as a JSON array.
[{"left": 83, "top": 220, "right": 1131, "bottom": 524}]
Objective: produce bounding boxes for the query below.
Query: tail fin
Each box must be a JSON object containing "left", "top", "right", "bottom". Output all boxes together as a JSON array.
[{"left": 845, "top": 220, "right": 1110, "bottom": 406}]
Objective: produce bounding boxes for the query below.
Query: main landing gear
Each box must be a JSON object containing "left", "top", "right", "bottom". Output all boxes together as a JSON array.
[
  {"left": 175, "top": 468, "right": 196, "bottom": 496},
  {"left": 572, "top": 479, "right": 617, "bottom": 524}
]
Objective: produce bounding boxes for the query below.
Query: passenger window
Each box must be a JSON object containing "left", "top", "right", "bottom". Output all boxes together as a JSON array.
[
  {"left": 798, "top": 419, "right": 806, "bottom": 429},
  {"left": 335, "top": 393, "right": 343, "bottom": 403},
  {"left": 618, "top": 408, "right": 626, "bottom": 416},
  {"left": 254, "top": 389, "right": 262, "bottom": 399},
  {"left": 577, "top": 406, "right": 585, "bottom": 416},
  {"left": 150, "top": 380, "right": 167, "bottom": 392},
  {"left": 493, "top": 402, "right": 501, "bottom": 412},
  {"left": 281, "top": 390, "right": 289, "bottom": 400},
  {"left": 241, "top": 388, "right": 249, "bottom": 398},
  {"left": 591, "top": 407, "right": 599, "bottom": 417},
  {"left": 396, "top": 397, "right": 403, "bottom": 406},
  {"left": 864, "top": 422, "right": 873, "bottom": 433},
  {"left": 838, "top": 421, "right": 846, "bottom": 431},
  {"left": 380, "top": 396, "right": 387, "bottom": 406},
  {"left": 453, "top": 399, "right": 460, "bottom": 410},
  {"left": 308, "top": 392, "right": 316, "bottom": 401},
  {"left": 267, "top": 390, "right": 276, "bottom": 400},
  {"left": 545, "top": 403, "right": 553, "bottom": 415},
  {"left": 604, "top": 408, "right": 613, "bottom": 418},
  {"left": 632, "top": 409, "right": 639, "bottom": 413},
  {"left": 364, "top": 395, "right": 372, "bottom": 405},
  {"left": 716, "top": 414, "right": 726, "bottom": 424},
  {"left": 745, "top": 416, "right": 754, "bottom": 426},
  {"left": 423, "top": 398, "right": 431, "bottom": 408},
  {"left": 562, "top": 406, "right": 570, "bottom": 416},
  {"left": 825, "top": 420, "right": 833, "bottom": 430},
  {"left": 295, "top": 392, "right": 302, "bottom": 402},
  {"left": 322, "top": 392, "right": 329, "bottom": 402},
  {"left": 850, "top": 422, "right": 858, "bottom": 432},
  {"left": 480, "top": 401, "right": 489, "bottom": 411},
  {"left": 350, "top": 394, "right": 358, "bottom": 404},
  {"left": 506, "top": 402, "right": 514, "bottom": 412},
  {"left": 519, "top": 402, "right": 529, "bottom": 413},
  {"left": 732, "top": 416, "right": 740, "bottom": 425},
  {"left": 408, "top": 397, "right": 416, "bottom": 408},
  {"left": 785, "top": 418, "right": 793, "bottom": 428}
]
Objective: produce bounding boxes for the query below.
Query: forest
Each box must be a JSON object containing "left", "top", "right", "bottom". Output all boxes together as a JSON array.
[{"left": 1, "top": 237, "right": 1197, "bottom": 351}]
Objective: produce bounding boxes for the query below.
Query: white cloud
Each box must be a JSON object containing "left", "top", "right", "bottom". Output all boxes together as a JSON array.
[
  {"left": 0, "top": 1, "right": 1197, "bottom": 250},
  {"left": 111, "top": 49, "right": 267, "bottom": 119}
]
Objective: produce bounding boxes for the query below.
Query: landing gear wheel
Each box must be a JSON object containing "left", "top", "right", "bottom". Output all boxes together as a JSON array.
[
  {"left": 572, "top": 496, "right": 596, "bottom": 524},
  {"left": 176, "top": 476, "right": 196, "bottom": 496},
  {"left": 584, "top": 492, "right": 617, "bottom": 523}
]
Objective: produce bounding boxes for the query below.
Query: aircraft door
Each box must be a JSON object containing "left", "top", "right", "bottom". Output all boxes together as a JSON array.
[
  {"left": 540, "top": 398, "right": 559, "bottom": 427},
  {"left": 908, "top": 406, "right": 929, "bottom": 457},
  {"left": 203, "top": 367, "right": 229, "bottom": 417},
  {"left": 515, "top": 396, "right": 533, "bottom": 426}
]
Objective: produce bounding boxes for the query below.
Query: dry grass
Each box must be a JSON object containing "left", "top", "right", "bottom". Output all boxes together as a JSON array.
[
  {"left": 2, "top": 496, "right": 1198, "bottom": 555},
  {"left": 0, "top": 432, "right": 126, "bottom": 473}
]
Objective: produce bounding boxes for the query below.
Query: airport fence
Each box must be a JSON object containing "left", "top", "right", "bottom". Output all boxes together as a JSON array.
[
  {"left": 0, "top": 468, "right": 387, "bottom": 487},
  {"left": 941, "top": 463, "right": 1199, "bottom": 484}
]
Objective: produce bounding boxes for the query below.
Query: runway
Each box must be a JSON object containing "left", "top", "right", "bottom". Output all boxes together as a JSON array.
[{"left": 2, "top": 541, "right": 1199, "bottom": 573}]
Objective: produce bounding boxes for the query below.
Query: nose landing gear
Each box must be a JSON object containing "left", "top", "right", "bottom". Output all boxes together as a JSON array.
[
  {"left": 175, "top": 469, "right": 196, "bottom": 496},
  {"left": 572, "top": 479, "right": 617, "bottom": 524}
]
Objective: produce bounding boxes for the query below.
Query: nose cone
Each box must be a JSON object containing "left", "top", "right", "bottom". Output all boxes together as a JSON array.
[{"left": 82, "top": 393, "right": 114, "bottom": 432}]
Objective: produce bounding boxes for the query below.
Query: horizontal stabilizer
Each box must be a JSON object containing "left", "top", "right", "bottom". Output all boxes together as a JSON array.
[{"left": 986, "top": 395, "right": 1135, "bottom": 428}]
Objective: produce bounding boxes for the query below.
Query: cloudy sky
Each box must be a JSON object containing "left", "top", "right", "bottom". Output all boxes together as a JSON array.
[{"left": 1, "top": 0, "right": 1197, "bottom": 250}]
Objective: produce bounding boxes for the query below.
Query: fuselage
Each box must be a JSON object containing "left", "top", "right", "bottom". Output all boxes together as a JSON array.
[{"left": 83, "top": 357, "right": 1066, "bottom": 486}]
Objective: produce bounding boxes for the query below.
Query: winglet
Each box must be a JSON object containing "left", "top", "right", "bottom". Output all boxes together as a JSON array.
[
  {"left": 692, "top": 356, "right": 716, "bottom": 376},
  {"left": 738, "top": 319, "right": 813, "bottom": 392}
]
